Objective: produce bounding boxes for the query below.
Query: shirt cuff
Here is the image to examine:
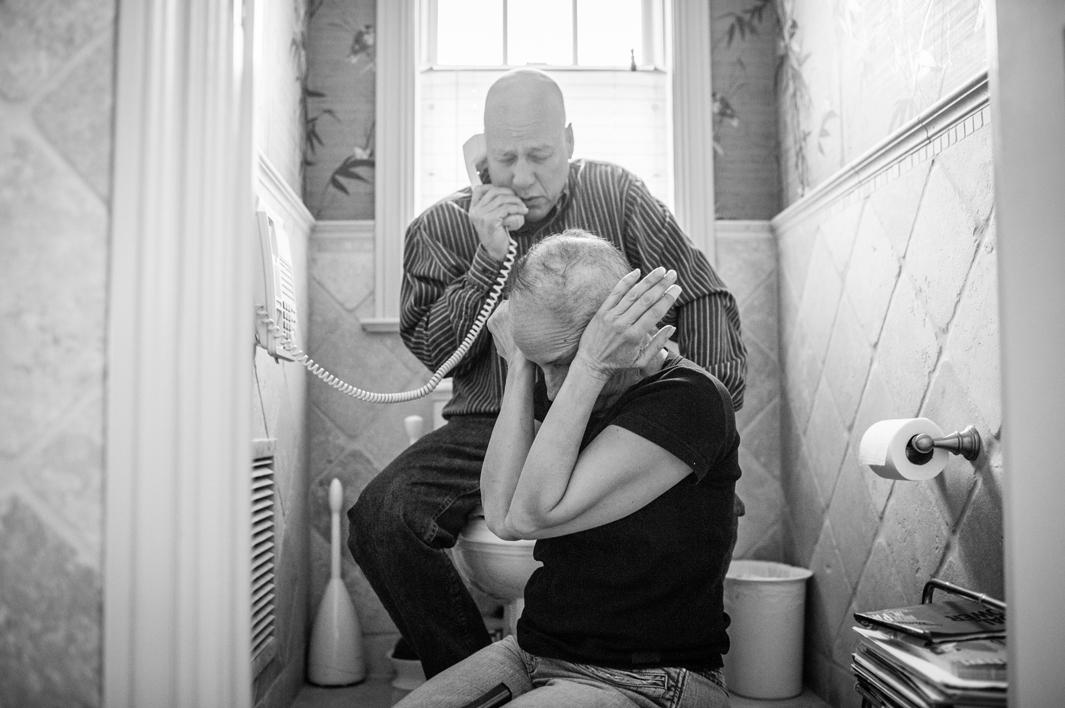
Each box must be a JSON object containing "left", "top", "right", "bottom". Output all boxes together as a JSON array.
[{"left": 468, "top": 245, "right": 507, "bottom": 291}]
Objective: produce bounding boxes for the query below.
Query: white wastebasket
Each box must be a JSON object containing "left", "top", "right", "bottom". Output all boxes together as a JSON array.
[{"left": 722, "top": 559, "right": 814, "bottom": 699}]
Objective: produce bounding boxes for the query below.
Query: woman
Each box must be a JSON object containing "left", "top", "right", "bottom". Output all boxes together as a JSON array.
[{"left": 398, "top": 231, "right": 740, "bottom": 707}]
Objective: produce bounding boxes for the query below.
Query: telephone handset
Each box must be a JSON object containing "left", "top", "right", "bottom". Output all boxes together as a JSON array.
[{"left": 254, "top": 135, "right": 518, "bottom": 404}]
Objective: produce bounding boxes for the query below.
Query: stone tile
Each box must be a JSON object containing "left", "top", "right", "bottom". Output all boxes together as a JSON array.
[
  {"left": 942, "top": 232, "right": 1001, "bottom": 435},
  {"left": 21, "top": 394, "right": 104, "bottom": 560},
  {"left": 776, "top": 218, "right": 819, "bottom": 312},
  {"left": 879, "top": 481, "right": 950, "bottom": 599},
  {"left": 734, "top": 448, "right": 784, "bottom": 560},
  {"left": 819, "top": 200, "right": 864, "bottom": 275},
  {"left": 782, "top": 442, "right": 826, "bottom": 566},
  {"left": 794, "top": 237, "right": 843, "bottom": 370},
  {"left": 948, "top": 476, "right": 1005, "bottom": 600},
  {"left": 804, "top": 381, "right": 848, "bottom": 505},
  {"left": 0, "top": 131, "right": 107, "bottom": 459},
  {"left": 738, "top": 397, "right": 781, "bottom": 480},
  {"left": 306, "top": 407, "right": 356, "bottom": 482},
  {"left": 308, "top": 322, "right": 426, "bottom": 439},
  {"left": 738, "top": 275, "right": 779, "bottom": 358},
  {"left": 921, "top": 359, "right": 984, "bottom": 525},
  {"left": 310, "top": 235, "right": 376, "bottom": 312},
  {"left": 850, "top": 364, "right": 899, "bottom": 516},
  {"left": 842, "top": 207, "right": 899, "bottom": 347},
  {"left": 0, "top": 0, "right": 114, "bottom": 101},
  {"left": 734, "top": 338, "right": 778, "bottom": 430},
  {"left": 777, "top": 267, "right": 801, "bottom": 359},
  {"left": 904, "top": 164, "right": 980, "bottom": 330},
  {"left": 875, "top": 275, "right": 940, "bottom": 416},
  {"left": 851, "top": 538, "right": 909, "bottom": 615},
  {"left": 0, "top": 495, "right": 101, "bottom": 708},
  {"left": 822, "top": 295, "right": 873, "bottom": 427},
  {"left": 827, "top": 444, "right": 878, "bottom": 588},
  {"left": 865, "top": 160, "right": 931, "bottom": 262},
  {"left": 806, "top": 521, "right": 853, "bottom": 659},
  {"left": 936, "top": 126, "right": 994, "bottom": 228},
  {"left": 32, "top": 34, "right": 113, "bottom": 199},
  {"left": 715, "top": 231, "right": 776, "bottom": 306},
  {"left": 309, "top": 448, "right": 380, "bottom": 544}
]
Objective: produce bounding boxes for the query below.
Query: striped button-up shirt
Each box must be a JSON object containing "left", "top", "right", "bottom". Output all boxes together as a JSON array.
[{"left": 400, "top": 159, "right": 747, "bottom": 417}]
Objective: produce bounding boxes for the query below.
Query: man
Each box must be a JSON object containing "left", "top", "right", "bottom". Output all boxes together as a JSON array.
[{"left": 348, "top": 68, "right": 746, "bottom": 677}]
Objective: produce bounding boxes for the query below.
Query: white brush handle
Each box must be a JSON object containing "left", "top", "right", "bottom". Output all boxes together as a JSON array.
[
  {"left": 329, "top": 478, "right": 342, "bottom": 581},
  {"left": 404, "top": 415, "right": 424, "bottom": 445}
]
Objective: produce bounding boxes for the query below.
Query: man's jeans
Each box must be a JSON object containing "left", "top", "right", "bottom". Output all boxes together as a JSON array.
[
  {"left": 348, "top": 415, "right": 498, "bottom": 677},
  {"left": 394, "top": 636, "right": 731, "bottom": 708}
]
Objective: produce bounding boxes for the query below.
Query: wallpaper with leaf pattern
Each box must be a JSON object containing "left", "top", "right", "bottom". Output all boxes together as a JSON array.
[{"left": 720, "top": 0, "right": 987, "bottom": 207}]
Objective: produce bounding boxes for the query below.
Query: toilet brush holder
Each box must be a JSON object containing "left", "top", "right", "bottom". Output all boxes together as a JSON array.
[{"left": 308, "top": 478, "right": 366, "bottom": 686}]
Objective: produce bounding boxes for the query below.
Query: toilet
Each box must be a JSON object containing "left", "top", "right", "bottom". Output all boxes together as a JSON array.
[
  {"left": 415, "top": 391, "right": 542, "bottom": 638},
  {"left": 452, "top": 509, "right": 541, "bottom": 637}
]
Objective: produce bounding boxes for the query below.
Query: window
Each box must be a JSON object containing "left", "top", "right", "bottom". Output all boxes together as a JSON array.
[
  {"left": 417, "top": 0, "right": 670, "bottom": 213},
  {"left": 368, "top": 0, "right": 715, "bottom": 327}
]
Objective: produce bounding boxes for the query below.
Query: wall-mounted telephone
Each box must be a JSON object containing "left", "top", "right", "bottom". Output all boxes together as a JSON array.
[
  {"left": 254, "top": 210, "right": 298, "bottom": 361},
  {"left": 254, "top": 135, "right": 518, "bottom": 404}
]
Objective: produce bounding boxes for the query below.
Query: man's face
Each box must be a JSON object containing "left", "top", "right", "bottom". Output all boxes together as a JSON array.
[{"left": 484, "top": 112, "right": 573, "bottom": 224}]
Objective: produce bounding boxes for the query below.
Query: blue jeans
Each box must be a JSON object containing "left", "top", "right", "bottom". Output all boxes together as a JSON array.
[
  {"left": 348, "top": 415, "right": 498, "bottom": 677},
  {"left": 395, "top": 636, "right": 731, "bottom": 708}
]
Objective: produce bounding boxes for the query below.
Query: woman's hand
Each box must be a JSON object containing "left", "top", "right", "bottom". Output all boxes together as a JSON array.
[
  {"left": 574, "top": 267, "right": 681, "bottom": 379},
  {"left": 487, "top": 301, "right": 525, "bottom": 365}
]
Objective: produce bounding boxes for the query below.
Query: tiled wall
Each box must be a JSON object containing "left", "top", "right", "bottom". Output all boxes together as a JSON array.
[
  {"left": 775, "top": 117, "right": 1002, "bottom": 706},
  {"left": 0, "top": 1, "right": 116, "bottom": 705},
  {"left": 306, "top": 224, "right": 439, "bottom": 677}
]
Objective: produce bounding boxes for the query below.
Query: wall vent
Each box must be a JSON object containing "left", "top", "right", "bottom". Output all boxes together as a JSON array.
[{"left": 250, "top": 439, "right": 278, "bottom": 677}]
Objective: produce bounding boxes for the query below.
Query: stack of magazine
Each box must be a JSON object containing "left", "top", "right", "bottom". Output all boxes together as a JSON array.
[{"left": 850, "top": 596, "right": 1007, "bottom": 706}]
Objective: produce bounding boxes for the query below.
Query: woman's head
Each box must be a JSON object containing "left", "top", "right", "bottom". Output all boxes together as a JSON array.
[{"left": 508, "top": 230, "right": 638, "bottom": 403}]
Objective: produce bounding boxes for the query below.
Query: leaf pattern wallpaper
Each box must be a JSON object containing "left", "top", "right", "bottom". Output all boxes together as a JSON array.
[
  {"left": 303, "top": 0, "right": 377, "bottom": 220},
  {"left": 720, "top": 0, "right": 986, "bottom": 207}
]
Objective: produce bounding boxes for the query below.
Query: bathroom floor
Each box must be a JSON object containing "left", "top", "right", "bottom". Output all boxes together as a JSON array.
[{"left": 292, "top": 679, "right": 832, "bottom": 707}]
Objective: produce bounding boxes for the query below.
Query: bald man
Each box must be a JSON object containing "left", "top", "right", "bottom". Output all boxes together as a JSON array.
[{"left": 348, "top": 68, "right": 747, "bottom": 677}]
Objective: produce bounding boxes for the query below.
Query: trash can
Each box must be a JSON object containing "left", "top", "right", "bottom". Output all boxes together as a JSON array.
[{"left": 723, "top": 559, "right": 814, "bottom": 699}]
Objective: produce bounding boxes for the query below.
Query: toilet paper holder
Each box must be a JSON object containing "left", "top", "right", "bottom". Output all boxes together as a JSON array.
[{"left": 905, "top": 425, "right": 982, "bottom": 464}]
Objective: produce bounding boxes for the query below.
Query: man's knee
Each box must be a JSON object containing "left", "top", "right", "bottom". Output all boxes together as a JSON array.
[{"left": 347, "top": 469, "right": 409, "bottom": 561}]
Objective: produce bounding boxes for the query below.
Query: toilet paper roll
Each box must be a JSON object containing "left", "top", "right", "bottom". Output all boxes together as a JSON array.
[{"left": 858, "top": 417, "right": 948, "bottom": 481}]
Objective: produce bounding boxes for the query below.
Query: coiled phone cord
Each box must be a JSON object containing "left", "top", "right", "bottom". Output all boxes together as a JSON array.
[{"left": 258, "top": 238, "right": 518, "bottom": 404}]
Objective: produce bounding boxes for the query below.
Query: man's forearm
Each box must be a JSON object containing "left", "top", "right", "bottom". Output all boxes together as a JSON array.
[{"left": 676, "top": 292, "right": 747, "bottom": 410}]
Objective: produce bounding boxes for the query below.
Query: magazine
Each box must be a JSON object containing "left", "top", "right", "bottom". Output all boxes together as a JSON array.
[
  {"left": 854, "top": 627, "right": 1008, "bottom": 692},
  {"left": 854, "top": 597, "right": 1006, "bottom": 643}
]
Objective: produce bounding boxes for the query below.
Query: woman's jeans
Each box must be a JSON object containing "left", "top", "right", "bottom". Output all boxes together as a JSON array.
[
  {"left": 395, "top": 636, "right": 731, "bottom": 708},
  {"left": 348, "top": 415, "right": 498, "bottom": 677}
]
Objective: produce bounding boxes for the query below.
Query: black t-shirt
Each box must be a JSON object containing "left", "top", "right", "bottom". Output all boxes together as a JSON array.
[{"left": 517, "top": 354, "right": 741, "bottom": 670}]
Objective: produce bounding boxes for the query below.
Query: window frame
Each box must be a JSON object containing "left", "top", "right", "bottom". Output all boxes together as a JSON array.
[
  {"left": 364, "top": 0, "right": 715, "bottom": 329},
  {"left": 424, "top": 0, "right": 665, "bottom": 70}
]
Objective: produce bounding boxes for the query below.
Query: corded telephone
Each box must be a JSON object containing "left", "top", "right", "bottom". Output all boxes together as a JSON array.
[{"left": 254, "top": 134, "right": 519, "bottom": 404}]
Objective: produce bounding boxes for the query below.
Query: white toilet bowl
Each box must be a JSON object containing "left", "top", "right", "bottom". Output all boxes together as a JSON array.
[{"left": 452, "top": 513, "right": 541, "bottom": 637}]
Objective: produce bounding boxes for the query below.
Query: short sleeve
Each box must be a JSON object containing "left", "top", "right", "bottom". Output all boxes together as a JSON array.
[{"left": 608, "top": 365, "right": 736, "bottom": 482}]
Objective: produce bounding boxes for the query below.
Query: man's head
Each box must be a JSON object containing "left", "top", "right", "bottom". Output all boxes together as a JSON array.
[
  {"left": 508, "top": 230, "right": 638, "bottom": 405},
  {"left": 483, "top": 69, "right": 574, "bottom": 224}
]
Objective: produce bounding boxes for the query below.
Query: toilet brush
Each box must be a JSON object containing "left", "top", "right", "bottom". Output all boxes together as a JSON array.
[{"left": 308, "top": 478, "right": 366, "bottom": 686}]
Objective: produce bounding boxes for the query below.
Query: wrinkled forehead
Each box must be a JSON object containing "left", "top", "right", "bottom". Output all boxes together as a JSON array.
[{"left": 510, "top": 296, "right": 579, "bottom": 362}]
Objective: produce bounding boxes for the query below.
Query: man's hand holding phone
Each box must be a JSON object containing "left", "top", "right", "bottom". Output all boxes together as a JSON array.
[{"left": 469, "top": 185, "right": 527, "bottom": 261}]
